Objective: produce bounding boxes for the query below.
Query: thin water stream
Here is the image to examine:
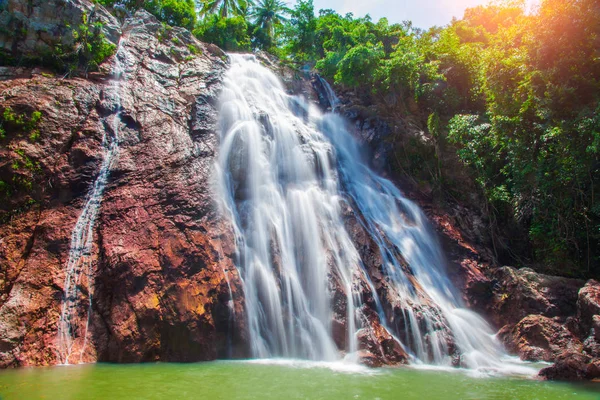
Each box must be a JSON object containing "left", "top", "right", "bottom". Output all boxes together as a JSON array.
[{"left": 56, "top": 39, "right": 130, "bottom": 365}]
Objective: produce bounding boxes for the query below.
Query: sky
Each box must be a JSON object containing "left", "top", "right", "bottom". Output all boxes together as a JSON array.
[{"left": 304, "top": 0, "right": 539, "bottom": 30}]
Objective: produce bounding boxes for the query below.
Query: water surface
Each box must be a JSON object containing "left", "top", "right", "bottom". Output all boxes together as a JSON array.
[{"left": 0, "top": 361, "right": 598, "bottom": 400}]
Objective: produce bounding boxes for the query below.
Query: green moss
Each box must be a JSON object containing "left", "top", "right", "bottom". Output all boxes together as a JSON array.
[
  {"left": 1, "top": 147, "right": 42, "bottom": 203},
  {"left": 187, "top": 44, "right": 201, "bottom": 55},
  {"left": 0, "top": 180, "right": 9, "bottom": 197},
  {"left": 0, "top": 107, "right": 43, "bottom": 143},
  {"left": 14, "top": 149, "right": 41, "bottom": 173},
  {"left": 12, "top": 16, "right": 116, "bottom": 75}
]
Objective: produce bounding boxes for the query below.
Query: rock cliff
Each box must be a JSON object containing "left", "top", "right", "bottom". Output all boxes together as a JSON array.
[{"left": 0, "top": 2, "right": 246, "bottom": 367}]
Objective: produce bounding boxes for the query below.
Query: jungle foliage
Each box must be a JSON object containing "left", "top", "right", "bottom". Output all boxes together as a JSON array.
[
  {"left": 14, "top": 0, "right": 598, "bottom": 275},
  {"left": 276, "top": 0, "right": 600, "bottom": 276}
]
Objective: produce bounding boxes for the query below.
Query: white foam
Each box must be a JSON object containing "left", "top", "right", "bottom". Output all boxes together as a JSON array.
[{"left": 242, "top": 358, "right": 380, "bottom": 375}]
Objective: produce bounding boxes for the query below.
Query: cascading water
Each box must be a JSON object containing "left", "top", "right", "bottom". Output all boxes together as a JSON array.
[
  {"left": 216, "top": 54, "right": 531, "bottom": 374},
  {"left": 316, "top": 75, "right": 340, "bottom": 112},
  {"left": 57, "top": 39, "right": 129, "bottom": 365}
]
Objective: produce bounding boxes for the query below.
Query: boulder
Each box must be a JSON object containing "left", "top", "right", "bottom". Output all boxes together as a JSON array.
[
  {"left": 492, "top": 267, "right": 584, "bottom": 325},
  {"left": 539, "top": 351, "right": 592, "bottom": 381},
  {"left": 578, "top": 280, "right": 600, "bottom": 335},
  {"left": 586, "top": 360, "right": 600, "bottom": 380},
  {"left": 498, "top": 315, "right": 583, "bottom": 362},
  {"left": 356, "top": 312, "right": 408, "bottom": 367},
  {"left": 593, "top": 315, "right": 600, "bottom": 341}
]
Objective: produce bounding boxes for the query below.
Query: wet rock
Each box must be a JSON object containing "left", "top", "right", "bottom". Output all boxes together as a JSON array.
[
  {"left": 0, "top": 74, "right": 104, "bottom": 366},
  {"left": 492, "top": 267, "right": 584, "bottom": 326},
  {"left": 356, "top": 309, "right": 408, "bottom": 367},
  {"left": 578, "top": 280, "right": 600, "bottom": 335},
  {"left": 583, "top": 336, "right": 600, "bottom": 358},
  {"left": 356, "top": 350, "right": 384, "bottom": 368},
  {"left": 498, "top": 315, "right": 583, "bottom": 362},
  {"left": 586, "top": 360, "right": 600, "bottom": 380},
  {"left": 539, "top": 351, "right": 592, "bottom": 381},
  {"left": 593, "top": 315, "right": 600, "bottom": 341}
]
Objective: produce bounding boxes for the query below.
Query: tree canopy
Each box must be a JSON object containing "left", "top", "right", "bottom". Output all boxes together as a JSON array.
[
  {"left": 94, "top": 0, "right": 600, "bottom": 277},
  {"left": 279, "top": 0, "right": 600, "bottom": 277}
]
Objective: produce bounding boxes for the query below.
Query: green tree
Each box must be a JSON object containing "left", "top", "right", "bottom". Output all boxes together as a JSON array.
[
  {"left": 250, "top": 0, "right": 290, "bottom": 49},
  {"left": 198, "top": 0, "right": 250, "bottom": 18},
  {"left": 282, "top": 0, "right": 317, "bottom": 62},
  {"left": 193, "top": 15, "right": 251, "bottom": 51},
  {"left": 334, "top": 44, "right": 383, "bottom": 87},
  {"left": 145, "top": 0, "right": 197, "bottom": 29},
  {"left": 445, "top": 0, "right": 600, "bottom": 274}
]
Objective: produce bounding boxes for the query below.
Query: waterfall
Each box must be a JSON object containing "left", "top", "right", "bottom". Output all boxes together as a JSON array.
[
  {"left": 316, "top": 75, "right": 340, "bottom": 112},
  {"left": 216, "top": 54, "right": 519, "bottom": 372},
  {"left": 56, "top": 39, "right": 129, "bottom": 365}
]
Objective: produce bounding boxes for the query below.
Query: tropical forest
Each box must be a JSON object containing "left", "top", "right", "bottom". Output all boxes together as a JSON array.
[{"left": 0, "top": 0, "right": 599, "bottom": 398}]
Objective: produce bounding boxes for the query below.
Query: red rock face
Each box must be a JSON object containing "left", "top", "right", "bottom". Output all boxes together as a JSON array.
[
  {"left": 531, "top": 280, "right": 600, "bottom": 381},
  {"left": 0, "top": 9, "right": 248, "bottom": 367},
  {"left": 490, "top": 277, "right": 600, "bottom": 381},
  {"left": 356, "top": 308, "right": 408, "bottom": 367},
  {"left": 88, "top": 12, "right": 250, "bottom": 363},
  {"left": 498, "top": 315, "right": 583, "bottom": 362},
  {"left": 491, "top": 267, "right": 584, "bottom": 327},
  {"left": 0, "top": 75, "right": 106, "bottom": 367},
  {"left": 539, "top": 351, "right": 593, "bottom": 381}
]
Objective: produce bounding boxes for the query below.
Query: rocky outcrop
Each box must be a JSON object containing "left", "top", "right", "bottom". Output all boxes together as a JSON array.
[
  {"left": 328, "top": 209, "right": 411, "bottom": 367},
  {"left": 356, "top": 310, "right": 408, "bottom": 368},
  {"left": 578, "top": 280, "right": 600, "bottom": 334},
  {"left": 539, "top": 351, "right": 594, "bottom": 381},
  {"left": 530, "top": 280, "right": 600, "bottom": 381},
  {"left": 498, "top": 315, "right": 582, "bottom": 362},
  {"left": 0, "top": 0, "right": 121, "bottom": 61},
  {"left": 0, "top": 4, "right": 247, "bottom": 367},
  {"left": 488, "top": 276, "right": 600, "bottom": 381},
  {"left": 491, "top": 267, "right": 584, "bottom": 326},
  {"left": 578, "top": 281, "right": 600, "bottom": 360}
]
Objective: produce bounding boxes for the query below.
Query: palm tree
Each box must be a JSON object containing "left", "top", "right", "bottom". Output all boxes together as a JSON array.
[
  {"left": 250, "top": 0, "right": 290, "bottom": 39},
  {"left": 198, "top": 0, "right": 251, "bottom": 18}
]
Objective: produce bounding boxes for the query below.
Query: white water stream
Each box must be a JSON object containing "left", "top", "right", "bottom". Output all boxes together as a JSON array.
[
  {"left": 216, "top": 54, "right": 531, "bottom": 374},
  {"left": 56, "top": 40, "right": 129, "bottom": 365}
]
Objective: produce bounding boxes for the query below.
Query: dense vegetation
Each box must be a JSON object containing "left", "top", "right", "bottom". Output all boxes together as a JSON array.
[
  {"left": 95, "top": 0, "right": 600, "bottom": 276},
  {"left": 6, "top": 0, "right": 599, "bottom": 276},
  {"left": 215, "top": 0, "right": 599, "bottom": 278},
  {"left": 186, "top": 0, "right": 600, "bottom": 277}
]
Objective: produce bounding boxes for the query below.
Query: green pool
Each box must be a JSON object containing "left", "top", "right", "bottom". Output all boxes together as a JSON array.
[{"left": 0, "top": 360, "right": 598, "bottom": 400}]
